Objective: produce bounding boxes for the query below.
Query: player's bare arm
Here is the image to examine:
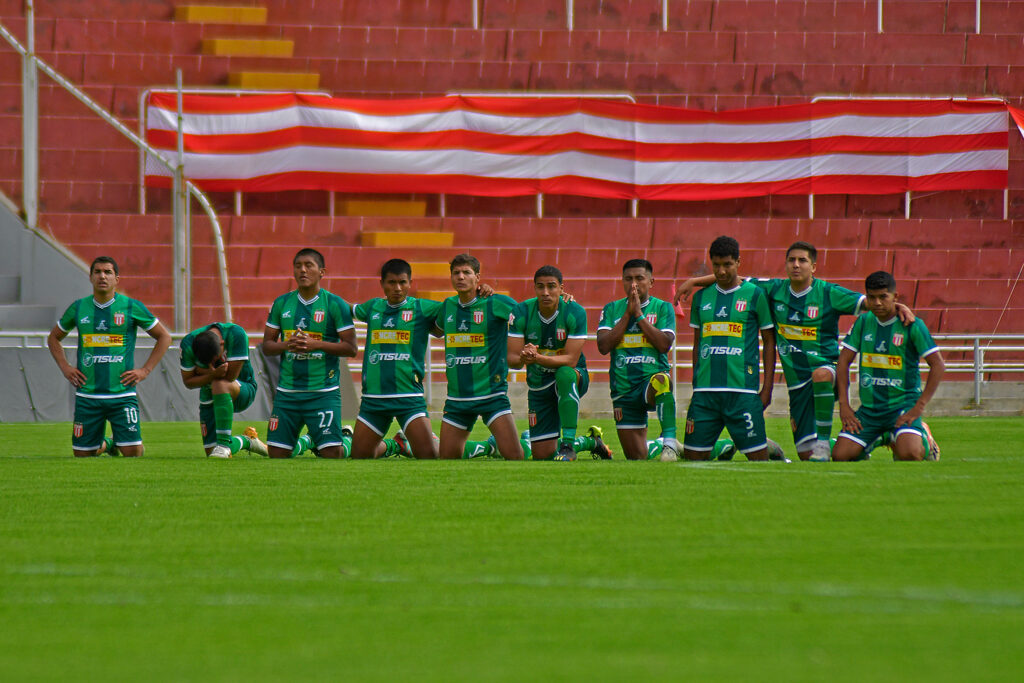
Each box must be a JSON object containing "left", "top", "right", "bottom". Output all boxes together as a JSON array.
[
  {"left": 121, "top": 321, "right": 172, "bottom": 387},
  {"left": 634, "top": 314, "right": 673, "bottom": 354},
  {"left": 673, "top": 274, "right": 715, "bottom": 306},
  {"left": 261, "top": 325, "right": 289, "bottom": 356},
  {"left": 529, "top": 337, "right": 585, "bottom": 370},
  {"left": 759, "top": 327, "right": 776, "bottom": 408},
  {"left": 288, "top": 327, "right": 357, "bottom": 357},
  {"left": 47, "top": 325, "right": 85, "bottom": 387},
  {"left": 507, "top": 335, "right": 527, "bottom": 368},
  {"left": 835, "top": 346, "right": 861, "bottom": 433},
  {"left": 895, "top": 350, "right": 945, "bottom": 427}
]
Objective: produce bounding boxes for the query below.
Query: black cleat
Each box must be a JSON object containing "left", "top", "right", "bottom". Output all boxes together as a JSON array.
[{"left": 553, "top": 442, "right": 577, "bottom": 461}]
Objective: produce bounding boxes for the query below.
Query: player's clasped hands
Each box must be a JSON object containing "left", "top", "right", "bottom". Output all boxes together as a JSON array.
[
  {"left": 520, "top": 343, "right": 539, "bottom": 364},
  {"left": 627, "top": 283, "right": 643, "bottom": 318},
  {"left": 287, "top": 330, "right": 313, "bottom": 352}
]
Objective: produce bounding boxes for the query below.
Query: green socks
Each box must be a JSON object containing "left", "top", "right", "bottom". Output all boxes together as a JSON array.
[
  {"left": 212, "top": 393, "right": 234, "bottom": 447},
  {"left": 650, "top": 373, "right": 676, "bottom": 442},
  {"left": 573, "top": 435, "right": 595, "bottom": 452},
  {"left": 646, "top": 438, "right": 663, "bottom": 460},
  {"left": 555, "top": 366, "right": 580, "bottom": 442},
  {"left": 291, "top": 434, "right": 313, "bottom": 457},
  {"left": 229, "top": 435, "right": 247, "bottom": 455},
  {"left": 813, "top": 379, "right": 835, "bottom": 440},
  {"left": 463, "top": 439, "right": 495, "bottom": 459}
]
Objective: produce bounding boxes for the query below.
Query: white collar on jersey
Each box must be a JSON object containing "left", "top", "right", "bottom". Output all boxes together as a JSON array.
[
  {"left": 714, "top": 282, "right": 742, "bottom": 295},
  {"left": 457, "top": 296, "right": 479, "bottom": 308},
  {"left": 298, "top": 292, "right": 320, "bottom": 306},
  {"left": 92, "top": 295, "right": 116, "bottom": 309}
]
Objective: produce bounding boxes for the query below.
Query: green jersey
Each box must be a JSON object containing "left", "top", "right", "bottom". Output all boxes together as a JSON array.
[
  {"left": 56, "top": 293, "right": 159, "bottom": 398},
  {"left": 841, "top": 314, "right": 939, "bottom": 412},
  {"left": 598, "top": 296, "right": 675, "bottom": 400},
  {"left": 266, "top": 289, "right": 354, "bottom": 393},
  {"left": 752, "top": 277, "right": 864, "bottom": 388},
  {"left": 353, "top": 296, "right": 441, "bottom": 398},
  {"left": 437, "top": 294, "right": 517, "bottom": 400},
  {"left": 690, "top": 281, "right": 773, "bottom": 393},
  {"left": 508, "top": 297, "right": 588, "bottom": 390},
  {"left": 179, "top": 322, "right": 256, "bottom": 404}
]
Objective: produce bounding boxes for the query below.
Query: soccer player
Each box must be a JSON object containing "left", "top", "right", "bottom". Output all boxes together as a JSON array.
[
  {"left": 508, "top": 265, "right": 610, "bottom": 461},
  {"left": 434, "top": 253, "right": 523, "bottom": 460},
  {"left": 180, "top": 321, "right": 267, "bottom": 458},
  {"left": 597, "top": 258, "right": 678, "bottom": 461},
  {"left": 834, "top": 271, "right": 944, "bottom": 461},
  {"left": 262, "top": 248, "right": 357, "bottom": 459},
  {"left": 675, "top": 241, "right": 914, "bottom": 461},
  {"left": 349, "top": 258, "right": 442, "bottom": 459},
  {"left": 684, "top": 236, "right": 776, "bottom": 461},
  {"left": 47, "top": 256, "right": 172, "bottom": 457}
]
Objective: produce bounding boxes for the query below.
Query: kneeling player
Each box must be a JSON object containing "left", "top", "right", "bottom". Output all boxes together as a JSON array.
[
  {"left": 834, "top": 271, "right": 944, "bottom": 462},
  {"left": 180, "top": 323, "right": 267, "bottom": 458},
  {"left": 508, "top": 266, "right": 609, "bottom": 461},
  {"left": 683, "top": 237, "right": 777, "bottom": 461},
  {"left": 597, "top": 259, "right": 678, "bottom": 460}
]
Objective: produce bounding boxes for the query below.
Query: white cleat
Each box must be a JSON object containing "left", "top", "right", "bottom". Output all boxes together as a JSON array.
[
  {"left": 659, "top": 444, "right": 679, "bottom": 462},
  {"left": 809, "top": 439, "right": 831, "bottom": 462},
  {"left": 243, "top": 426, "right": 269, "bottom": 457},
  {"left": 208, "top": 444, "right": 232, "bottom": 459}
]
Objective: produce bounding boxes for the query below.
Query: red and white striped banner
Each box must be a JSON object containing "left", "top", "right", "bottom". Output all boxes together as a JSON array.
[{"left": 144, "top": 94, "right": 1014, "bottom": 199}]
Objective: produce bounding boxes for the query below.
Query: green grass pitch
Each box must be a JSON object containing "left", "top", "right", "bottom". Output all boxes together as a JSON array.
[{"left": 2, "top": 417, "right": 1023, "bottom": 681}]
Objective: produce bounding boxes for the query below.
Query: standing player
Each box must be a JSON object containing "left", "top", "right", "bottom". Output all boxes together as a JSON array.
[
  {"left": 434, "top": 253, "right": 523, "bottom": 460},
  {"left": 508, "top": 265, "right": 611, "bottom": 461},
  {"left": 262, "top": 248, "right": 357, "bottom": 459},
  {"left": 47, "top": 256, "right": 172, "bottom": 457},
  {"left": 597, "top": 258, "right": 678, "bottom": 461},
  {"left": 834, "top": 271, "right": 944, "bottom": 461},
  {"left": 180, "top": 322, "right": 267, "bottom": 458},
  {"left": 675, "top": 241, "right": 914, "bottom": 461},
  {"left": 349, "top": 258, "right": 441, "bottom": 459},
  {"left": 684, "top": 236, "right": 776, "bottom": 461}
]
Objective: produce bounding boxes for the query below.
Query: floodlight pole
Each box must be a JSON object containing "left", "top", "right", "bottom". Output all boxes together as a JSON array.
[
  {"left": 173, "top": 69, "right": 191, "bottom": 332},
  {"left": 21, "top": 0, "right": 38, "bottom": 230}
]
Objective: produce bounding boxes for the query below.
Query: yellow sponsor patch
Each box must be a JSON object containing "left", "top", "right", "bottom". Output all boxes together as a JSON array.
[
  {"left": 82, "top": 333, "right": 124, "bottom": 347},
  {"left": 446, "top": 333, "right": 485, "bottom": 347},
  {"left": 371, "top": 329, "right": 411, "bottom": 344},
  {"left": 702, "top": 321, "right": 743, "bottom": 337},
  {"left": 616, "top": 333, "right": 651, "bottom": 349},
  {"left": 862, "top": 353, "right": 903, "bottom": 370},
  {"left": 285, "top": 329, "right": 323, "bottom": 341},
  {"left": 779, "top": 324, "right": 817, "bottom": 341}
]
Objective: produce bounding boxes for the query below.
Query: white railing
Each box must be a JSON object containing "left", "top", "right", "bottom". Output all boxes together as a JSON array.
[{"left": 9, "top": 330, "right": 1024, "bottom": 407}]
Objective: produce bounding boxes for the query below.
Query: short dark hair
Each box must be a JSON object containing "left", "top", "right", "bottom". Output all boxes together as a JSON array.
[
  {"left": 787, "top": 241, "right": 817, "bottom": 263},
  {"left": 709, "top": 235, "right": 740, "bottom": 260},
  {"left": 381, "top": 258, "right": 412, "bottom": 280},
  {"left": 865, "top": 270, "right": 896, "bottom": 292},
  {"left": 622, "top": 258, "right": 653, "bottom": 274},
  {"left": 450, "top": 253, "right": 481, "bottom": 274},
  {"left": 294, "top": 248, "right": 325, "bottom": 269},
  {"left": 193, "top": 329, "right": 222, "bottom": 365},
  {"left": 90, "top": 256, "right": 118, "bottom": 276},
  {"left": 533, "top": 265, "right": 563, "bottom": 284}
]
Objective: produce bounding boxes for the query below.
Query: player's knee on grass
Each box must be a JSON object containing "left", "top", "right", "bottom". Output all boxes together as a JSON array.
[
  {"left": 268, "top": 445, "right": 293, "bottom": 459},
  {"left": 831, "top": 437, "right": 863, "bottom": 462},
  {"left": 617, "top": 429, "right": 648, "bottom": 460},
  {"left": 118, "top": 445, "right": 144, "bottom": 457},
  {"left": 893, "top": 432, "right": 926, "bottom": 461}
]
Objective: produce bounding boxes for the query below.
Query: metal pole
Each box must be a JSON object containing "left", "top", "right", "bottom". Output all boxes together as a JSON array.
[
  {"left": 808, "top": 194, "right": 815, "bottom": 219},
  {"left": 662, "top": 0, "right": 668, "bottom": 31},
  {"left": 974, "top": 337, "right": 982, "bottom": 405},
  {"left": 472, "top": 0, "right": 479, "bottom": 29},
  {"left": 877, "top": 0, "right": 884, "bottom": 33},
  {"left": 566, "top": 0, "right": 573, "bottom": 30},
  {"left": 173, "top": 69, "right": 189, "bottom": 332},
  {"left": 976, "top": 0, "right": 981, "bottom": 34},
  {"left": 904, "top": 190, "right": 911, "bottom": 219},
  {"left": 21, "top": 1, "right": 38, "bottom": 230},
  {"left": 536, "top": 193, "right": 544, "bottom": 218}
]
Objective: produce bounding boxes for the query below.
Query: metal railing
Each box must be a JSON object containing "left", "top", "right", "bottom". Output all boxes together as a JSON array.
[
  {"left": 0, "top": 4, "right": 232, "bottom": 331},
  {"left": 9, "top": 330, "right": 1024, "bottom": 406}
]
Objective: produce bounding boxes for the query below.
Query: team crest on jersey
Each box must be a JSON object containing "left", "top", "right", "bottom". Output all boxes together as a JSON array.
[
  {"left": 200, "top": 423, "right": 207, "bottom": 437},
  {"left": 268, "top": 416, "right": 279, "bottom": 431},
  {"left": 113, "top": 312, "right": 124, "bottom": 326},
  {"left": 614, "top": 407, "right": 623, "bottom": 422},
  {"left": 646, "top": 313, "right": 657, "bottom": 325},
  {"left": 73, "top": 422, "right": 83, "bottom": 437},
  {"left": 528, "top": 411, "right": 537, "bottom": 427},
  {"left": 807, "top": 306, "right": 819, "bottom": 319},
  {"left": 893, "top": 333, "right": 904, "bottom": 347},
  {"left": 402, "top": 310, "right": 413, "bottom": 322},
  {"left": 685, "top": 418, "right": 695, "bottom": 435},
  {"left": 556, "top": 328, "right": 566, "bottom": 341},
  {"left": 313, "top": 310, "right": 324, "bottom": 323},
  {"left": 473, "top": 311, "right": 484, "bottom": 325},
  {"left": 735, "top": 300, "right": 748, "bottom": 312}
]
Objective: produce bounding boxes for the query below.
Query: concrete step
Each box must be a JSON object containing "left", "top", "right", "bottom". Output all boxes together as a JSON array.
[
  {"left": 227, "top": 71, "right": 321, "bottom": 89},
  {"left": 0, "top": 304, "right": 56, "bottom": 331},
  {"left": 0, "top": 275, "right": 18, "bottom": 303},
  {"left": 202, "top": 38, "right": 295, "bottom": 58},
  {"left": 175, "top": 4, "right": 268, "bottom": 25},
  {"left": 361, "top": 231, "right": 454, "bottom": 248}
]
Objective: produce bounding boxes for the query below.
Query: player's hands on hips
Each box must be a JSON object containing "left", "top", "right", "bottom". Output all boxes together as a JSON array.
[
  {"left": 839, "top": 403, "right": 861, "bottom": 433},
  {"left": 627, "top": 283, "right": 643, "bottom": 318},
  {"left": 61, "top": 364, "right": 86, "bottom": 387},
  {"left": 120, "top": 367, "right": 150, "bottom": 386}
]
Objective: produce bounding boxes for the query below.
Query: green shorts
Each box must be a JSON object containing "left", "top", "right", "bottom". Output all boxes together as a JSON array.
[
  {"left": 267, "top": 389, "right": 343, "bottom": 450},
  {"left": 358, "top": 395, "right": 429, "bottom": 436},
  {"left": 837, "top": 403, "right": 924, "bottom": 452},
  {"left": 684, "top": 391, "right": 767, "bottom": 454},
  {"left": 442, "top": 394, "right": 512, "bottom": 431},
  {"left": 612, "top": 376, "right": 659, "bottom": 429},
  {"left": 199, "top": 380, "right": 258, "bottom": 448},
  {"left": 72, "top": 394, "right": 142, "bottom": 451},
  {"left": 527, "top": 370, "right": 590, "bottom": 442}
]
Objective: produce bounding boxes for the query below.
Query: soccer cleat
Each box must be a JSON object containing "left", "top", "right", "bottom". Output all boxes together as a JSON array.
[
  {"left": 208, "top": 444, "right": 232, "bottom": 459},
  {"left": 341, "top": 425, "right": 354, "bottom": 439},
  {"left": 809, "top": 439, "right": 831, "bottom": 462},
  {"left": 659, "top": 443, "right": 679, "bottom": 462},
  {"left": 485, "top": 434, "right": 499, "bottom": 458},
  {"left": 553, "top": 441, "right": 577, "bottom": 461},
  {"left": 393, "top": 430, "right": 413, "bottom": 457},
  {"left": 922, "top": 422, "right": 940, "bottom": 461},
  {"left": 243, "top": 426, "right": 269, "bottom": 457},
  {"left": 766, "top": 438, "right": 791, "bottom": 463},
  {"left": 586, "top": 425, "right": 613, "bottom": 460}
]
